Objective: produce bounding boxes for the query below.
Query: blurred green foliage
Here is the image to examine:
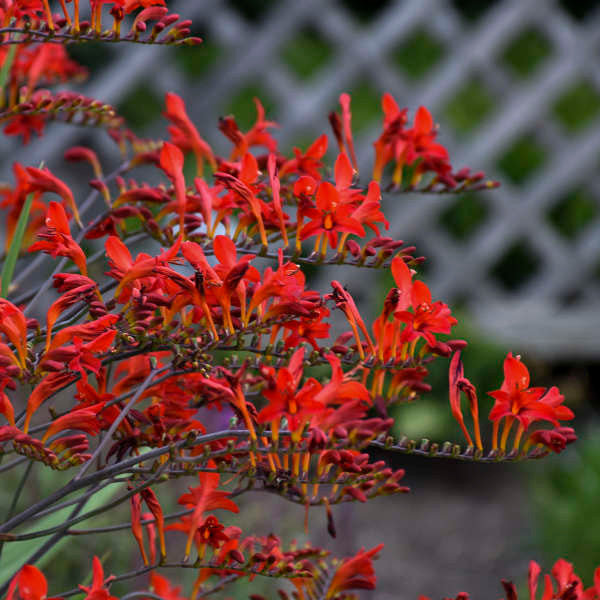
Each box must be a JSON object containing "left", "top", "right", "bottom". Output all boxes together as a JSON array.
[
  {"left": 439, "top": 194, "right": 489, "bottom": 241},
  {"left": 497, "top": 136, "right": 547, "bottom": 184},
  {"left": 491, "top": 240, "right": 541, "bottom": 291},
  {"left": 500, "top": 28, "right": 552, "bottom": 78},
  {"left": 67, "top": 41, "right": 116, "bottom": 70},
  {"left": 553, "top": 80, "right": 600, "bottom": 133},
  {"left": 392, "top": 29, "right": 444, "bottom": 80},
  {"left": 547, "top": 188, "right": 598, "bottom": 240},
  {"left": 282, "top": 29, "right": 332, "bottom": 80},
  {"left": 173, "top": 39, "right": 222, "bottom": 80},
  {"left": 120, "top": 84, "right": 163, "bottom": 131},
  {"left": 444, "top": 78, "right": 495, "bottom": 135},
  {"left": 529, "top": 432, "right": 600, "bottom": 583},
  {"left": 0, "top": 463, "right": 130, "bottom": 593}
]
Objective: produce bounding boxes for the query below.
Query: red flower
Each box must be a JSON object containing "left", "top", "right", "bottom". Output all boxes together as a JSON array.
[
  {"left": 245, "top": 251, "right": 305, "bottom": 325},
  {"left": 0, "top": 385, "right": 15, "bottom": 426},
  {"left": 164, "top": 92, "right": 215, "bottom": 174},
  {"left": 279, "top": 134, "right": 328, "bottom": 179},
  {"left": 130, "top": 493, "right": 149, "bottom": 565},
  {"left": 195, "top": 515, "right": 231, "bottom": 549},
  {"left": 350, "top": 181, "right": 389, "bottom": 236},
  {"left": 372, "top": 95, "right": 450, "bottom": 186},
  {"left": 0, "top": 299, "right": 28, "bottom": 370},
  {"left": 23, "top": 372, "right": 78, "bottom": 433},
  {"left": 314, "top": 353, "right": 371, "bottom": 408},
  {"left": 300, "top": 181, "right": 365, "bottom": 252},
  {"left": 390, "top": 255, "right": 414, "bottom": 311},
  {"left": 41, "top": 402, "right": 105, "bottom": 443},
  {"left": 29, "top": 202, "right": 87, "bottom": 276},
  {"left": 404, "top": 106, "right": 449, "bottom": 165},
  {"left": 526, "top": 559, "right": 583, "bottom": 600},
  {"left": 214, "top": 155, "right": 269, "bottom": 248},
  {"left": 78, "top": 557, "right": 117, "bottom": 600},
  {"left": 44, "top": 280, "right": 98, "bottom": 351},
  {"left": 488, "top": 354, "right": 574, "bottom": 435},
  {"left": 159, "top": 141, "right": 187, "bottom": 232},
  {"left": 108, "top": 234, "right": 182, "bottom": 301},
  {"left": 148, "top": 573, "right": 186, "bottom": 600},
  {"left": 373, "top": 94, "right": 408, "bottom": 182},
  {"left": 267, "top": 153, "right": 289, "bottom": 246},
  {"left": 0, "top": 1, "right": 44, "bottom": 22},
  {"left": 122, "top": 0, "right": 166, "bottom": 15},
  {"left": 394, "top": 279, "right": 457, "bottom": 347},
  {"left": 219, "top": 98, "right": 277, "bottom": 160},
  {"left": 3, "top": 114, "right": 46, "bottom": 145},
  {"left": 6, "top": 565, "right": 61, "bottom": 600},
  {"left": 256, "top": 347, "right": 325, "bottom": 438},
  {"left": 26, "top": 167, "right": 81, "bottom": 226},
  {"left": 325, "top": 544, "right": 383, "bottom": 598},
  {"left": 281, "top": 305, "right": 330, "bottom": 350},
  {"left": 173, "top": 236, "right": 258, "bottom": 335},
  {"left": 46, "top": 314, "right": 119, "bottom": 354},
  {"left": 175, "top": 470, "right": 239, "bottom": 560},
  {"left": 59, "top": 330, "right": 117, "bottom": 378}
]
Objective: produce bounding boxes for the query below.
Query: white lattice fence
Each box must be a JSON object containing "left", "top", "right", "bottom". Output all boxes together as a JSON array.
[{"left": 5, "top": 0, "right": 600, "bottom": 358}]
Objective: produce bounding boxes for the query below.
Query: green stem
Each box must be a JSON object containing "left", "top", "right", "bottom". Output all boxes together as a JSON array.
[
  {"left": 0, "top": 44, "right": 16, "bottom": 102},
  {"left": 1, "top": 193, "right": 34, "bottom": 297}
]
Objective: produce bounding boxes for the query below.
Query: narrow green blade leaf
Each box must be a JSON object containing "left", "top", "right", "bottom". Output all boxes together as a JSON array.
[
  {"left": 0, "top": 483, "right": 119, "bottom": 585},
  {"left": 0, "top": 44, "right": 17, "bottom": 95},
  {"left": 1, "top": 193, "right": 34, "bottom": 298}
]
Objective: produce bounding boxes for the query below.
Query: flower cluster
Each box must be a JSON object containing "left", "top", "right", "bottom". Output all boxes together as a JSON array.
[
  {"left": 0, "top": 8, "right": 580, "bottom": 600},
  {"left": 0, "top": 0, "right": 200, "bottom": 42},
  {"left": 449, "top": 351, "right": 574, "bottom": 456},
  {"left": 420, "top": 558, "right": 600, "bottom": 600},
  {"left": 0, "top": 1, "right": 200, "bottom": 145}
]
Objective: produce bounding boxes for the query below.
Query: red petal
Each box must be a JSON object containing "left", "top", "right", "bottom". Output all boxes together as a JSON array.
[
  {"left": 503, "top": 353, "right": 530, "bottom": 391},
  {"left": 17, "top": 565, "right": 47, "bottom": 600},
  {"left": 159, "top": 141, "right": 184, "bottom": 177},
  {"left": 382, "top": 93, "right": 400, "bottom": 117},
  {"left": 334, "top": 152, "right": 353, "bottom": 190},
  {"left": 414, "top": 106, "right": 433, "bottom": 135}
]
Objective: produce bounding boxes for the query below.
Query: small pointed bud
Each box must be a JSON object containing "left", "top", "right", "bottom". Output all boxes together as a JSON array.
[
  {"left": 345, "top": 239, "right": 361, "bottom": 256},
  {"left": 343, "top": 486, "right": 367, "bottom": 503},
  {"left": 447, "top": 339, "right": 468, "bottom": 351},
  {"left": 229, "top": 549, "right": 245, "bottom": 563},
  {"left": 326, "top": 502, "right": 336, "bottom": 538}
]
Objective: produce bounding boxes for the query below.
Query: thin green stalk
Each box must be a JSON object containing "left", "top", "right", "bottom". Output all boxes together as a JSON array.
[
  {"left": 1, "top": 193, "right": 33, "bottom": 297},
  {"left": 0, "top": 44, "right": 16, "bottom": 99}
]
